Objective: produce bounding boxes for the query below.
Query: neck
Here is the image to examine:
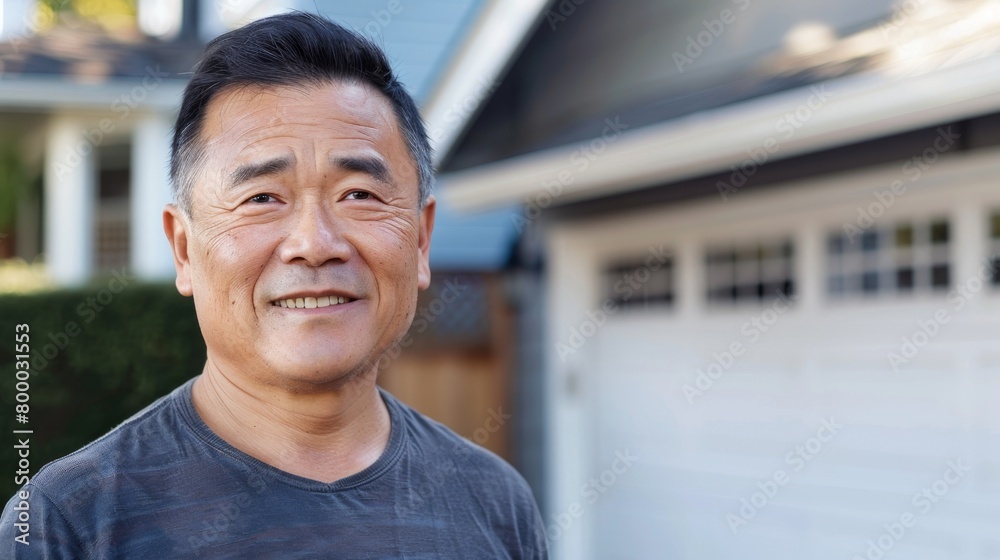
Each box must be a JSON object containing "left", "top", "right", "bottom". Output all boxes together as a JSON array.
[{"left": 191, "top": 357, "right": 391, "bottom": 484}]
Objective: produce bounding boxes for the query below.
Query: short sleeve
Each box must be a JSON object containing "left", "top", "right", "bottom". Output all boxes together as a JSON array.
[
  {"left": 0, "top": 484, "right": 86, "bottom": 559},
  {"left": 520, "top": 485, "right": 550, "bottom": 559}
]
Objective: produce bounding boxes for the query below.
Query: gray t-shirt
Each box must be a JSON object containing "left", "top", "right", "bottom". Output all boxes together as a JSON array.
[{"left": 1, "top": 377, "right": 548, "bottom": 559}]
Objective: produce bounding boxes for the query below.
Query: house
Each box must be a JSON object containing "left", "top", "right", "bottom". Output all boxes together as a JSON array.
[{"left": 431, "top": 0, "right": 1000, "bottom": 557}]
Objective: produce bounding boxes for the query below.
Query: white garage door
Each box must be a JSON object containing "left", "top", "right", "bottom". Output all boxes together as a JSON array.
[
  {"left": 589, "top": 301, "right": 999, "bottom": 559},
  {"left": 547, "top": 153, "right": 1000, "bottom": 560}
]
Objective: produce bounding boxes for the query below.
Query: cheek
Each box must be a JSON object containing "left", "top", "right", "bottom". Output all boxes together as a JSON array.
[
  {"left": 352, "top": 225, "right": 421, "bottom": 306},
  {"left": 357, "top": 215, "right": 419, "bottom": 258},
  {"left": 369, "top": 235, "right": 419, "bottom": 283},
  {"left": 192, "top": 228, "right": 269, "bottom": 301}
]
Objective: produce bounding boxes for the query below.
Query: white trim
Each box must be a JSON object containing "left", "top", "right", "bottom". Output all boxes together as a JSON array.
[
  {"left": 567, "top": 146, "right": 1000, "bottom": 252},
  {"left": 0, "top": 76, "right": 186, "bottom": 111},
  {"left": 440, "top": 52, "right": 1000, "bottom": 211},
  {"left": 44, "top": 114, "right": 96, "bottom": 286},
  {"left": 421, "top": 0, "right": 551, "bottom": 164},
  {"left": 131, "top": 112, "right": 177, "bottom": 280},
  {"left": 545, "top": 225, "right": 598, "bottom": 560}
]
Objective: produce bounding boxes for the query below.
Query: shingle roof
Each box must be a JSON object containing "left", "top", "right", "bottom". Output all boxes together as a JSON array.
[{"left": 0, "top": 16, "right": 201, "bottom": 82}]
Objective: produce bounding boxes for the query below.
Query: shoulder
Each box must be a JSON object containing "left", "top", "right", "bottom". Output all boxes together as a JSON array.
[
  {"left": 29, "top": 380, "right": 192, "bottom": 508},
  {"left": 381, "top": 389, "right": 541, "bottom": 513},
  {"left": 382, "top": 390, "right": 548, "bottom": 557},
  {"left": 1, "top": 381, "right": 195, "bottom": 556},
  {"left": 384, "top": 389, "right": 527, "bottom": 485}
]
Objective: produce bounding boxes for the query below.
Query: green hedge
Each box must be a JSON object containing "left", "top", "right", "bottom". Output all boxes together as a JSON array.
[{"left": 0, "top": 280, "right": 205, "bottom": 499}]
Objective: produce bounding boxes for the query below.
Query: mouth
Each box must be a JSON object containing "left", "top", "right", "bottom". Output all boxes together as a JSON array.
[{"left": 270, "top": 295, "right": 358, "bottom": 309}]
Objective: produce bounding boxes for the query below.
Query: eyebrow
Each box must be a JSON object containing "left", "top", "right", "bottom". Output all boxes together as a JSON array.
[
  {"left": 226, "top": 155, "right": 394, "bottom": 190},
  {"left": 227, "top": 157, "right": 292, "bottom": 189},
  {"left": 331, "top": 155, "right": 393, "bottom": 186}
]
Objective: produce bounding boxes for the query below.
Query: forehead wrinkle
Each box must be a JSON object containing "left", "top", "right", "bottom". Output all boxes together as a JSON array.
[
  {"left": 237, "top": 123, "right": 385, "bottom": 147},
  {"left": 196, "top": 81, "right": 414, "bottom": 193},
  {"left": 206, "top": 80, "right": 396, "bottom": 130},
  {"left": 231, "top": 132, "right": 388, "bottom": 168},
  {"left": 221, "top": 115, "right": 388, "bottom": 158},
  {"left": 207, "top": 82, "right": 398, "bottom": 143}
]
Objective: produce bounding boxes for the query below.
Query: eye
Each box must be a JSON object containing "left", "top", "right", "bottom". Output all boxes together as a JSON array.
[
  {"left": 247, "top": 193, "right": 275, "bottom": 204},
  {"left": 346, "top": 191, "right": 372, "bottom": 200}
]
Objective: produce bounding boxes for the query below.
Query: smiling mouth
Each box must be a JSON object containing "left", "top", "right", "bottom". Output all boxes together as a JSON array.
[{"left": 272, "top": 296, "right": 356, "bottom": 309}]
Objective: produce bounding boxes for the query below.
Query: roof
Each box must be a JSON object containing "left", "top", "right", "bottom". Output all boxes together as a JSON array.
[
  {"left": 0, "top": 15, "right": 202, "bottom": 82},
  {"left": 313, "top": 0, "right": 486, "bottom": 102},
  {"left": 419, "top": 0, "right": 551, "bottom": 161},
  {"left": 0, "top": 14, "right": 198, "bottom": 111},
  {"left": 432, "top": 0, "right": 1000, "bottom": 211}
]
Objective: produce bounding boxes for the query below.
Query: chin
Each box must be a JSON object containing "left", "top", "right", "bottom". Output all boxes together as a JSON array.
[
  {"left": 265, "top": 351, "right": 375, "bottom": 389},
  {"left": 259, "top": 368, "right": 353, "bottom": 393}
]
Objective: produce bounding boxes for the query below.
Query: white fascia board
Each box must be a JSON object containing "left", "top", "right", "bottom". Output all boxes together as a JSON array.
[
  {"left": 422, "top": 0, "right": 552, "bottom": 164},
  {"left": 440, "top": 53, "right": 1000, "bottom": 212},
  {"left": 0, "top": 75, "right": 187, "bottom": 112}
]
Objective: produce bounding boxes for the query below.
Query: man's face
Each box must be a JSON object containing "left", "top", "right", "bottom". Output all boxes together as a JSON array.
[{"left": 164, "top": 80, "right": 434, "bottom": 390}]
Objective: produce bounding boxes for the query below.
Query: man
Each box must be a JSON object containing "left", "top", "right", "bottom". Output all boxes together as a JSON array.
[{"left": 1, "top": 12, "right": 547, "bottom": 558}]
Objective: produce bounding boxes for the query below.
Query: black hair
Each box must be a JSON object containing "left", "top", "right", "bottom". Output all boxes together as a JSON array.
[{"left": 169, "top": 11, "right": 433, "bottom": 214}]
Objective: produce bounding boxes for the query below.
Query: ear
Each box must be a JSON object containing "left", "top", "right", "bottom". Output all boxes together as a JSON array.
[
  {"left": 416, "top": 195, "right": 436, "bottom": 291},
  {"left": 163, "top": 204, "right": 194, "bottom": 297}
]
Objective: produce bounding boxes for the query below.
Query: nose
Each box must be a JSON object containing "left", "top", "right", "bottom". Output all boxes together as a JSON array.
[{"left": 276, "top": 199, "right": 352, "bottom": 266}]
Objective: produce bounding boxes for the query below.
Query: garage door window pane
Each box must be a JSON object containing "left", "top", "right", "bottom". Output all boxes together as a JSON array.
[
  {"left": 706, "top": 239, "right": 795, "bottom": 305},
  {"left": 827, "top": 217, "right": 951, "bottom": 298},
  {"left": 603, "top": 254, "right": 674, "bottom": 310}
]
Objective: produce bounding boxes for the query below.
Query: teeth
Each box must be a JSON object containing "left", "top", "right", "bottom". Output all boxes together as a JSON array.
[{"left": 275, "top": 296, "right": 352, "bottom": 309}]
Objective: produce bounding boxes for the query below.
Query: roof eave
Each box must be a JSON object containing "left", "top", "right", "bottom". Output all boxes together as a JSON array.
[
  {"left": 440, "top": 53, "right": 1000, "bottom": 212},
  {"left": 421, "top": 0, "right": 553, "bottom": 166},
  {"left": 0, "top": 74, "right": 187, "bottom": 112}
]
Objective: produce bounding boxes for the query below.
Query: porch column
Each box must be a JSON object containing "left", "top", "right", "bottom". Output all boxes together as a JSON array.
[
  {"left": 130, "top": 112, "right": 176, "bottom": 280},
  {"left": 44, "top": 114, "right": 95, "bottom": 286}
]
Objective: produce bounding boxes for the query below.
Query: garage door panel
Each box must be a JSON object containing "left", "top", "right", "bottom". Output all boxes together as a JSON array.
[{"left": 588, "top": 307, "right": 1000, "bottom": 559}]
